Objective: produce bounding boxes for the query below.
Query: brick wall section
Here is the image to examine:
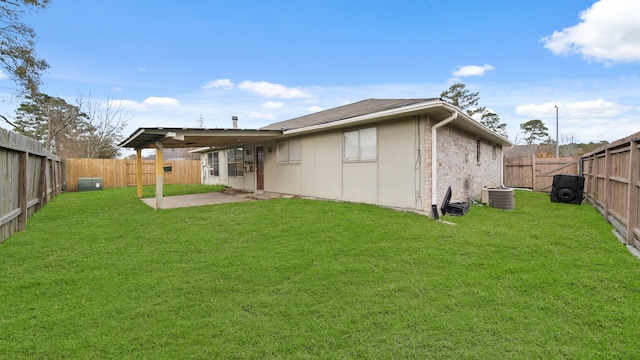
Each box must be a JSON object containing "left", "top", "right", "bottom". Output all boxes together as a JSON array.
[{"left": 424, "top": 117, "right": 504, "bottom": 210}]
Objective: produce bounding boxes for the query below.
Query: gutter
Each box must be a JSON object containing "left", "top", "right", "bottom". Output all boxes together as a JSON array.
[{"left": 431, "top": 111, "right": 458, "bottom": 218}]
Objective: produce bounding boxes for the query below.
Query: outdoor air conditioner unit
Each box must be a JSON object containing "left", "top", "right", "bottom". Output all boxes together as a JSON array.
[{"left": 78, "top": 177, "right": 103, "bottom": 192}]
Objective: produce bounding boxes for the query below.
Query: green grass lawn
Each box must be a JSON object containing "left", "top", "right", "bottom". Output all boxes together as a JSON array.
[
  {"left": 1, "top": 187, "right": 639, "bottom": 359},
  {"left": 140, "top": 183, "right": 226, "bottom": 198}
]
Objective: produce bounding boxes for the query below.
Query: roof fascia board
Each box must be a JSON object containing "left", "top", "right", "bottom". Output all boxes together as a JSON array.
[
  {"left": 283, "top": 100, "right": 445, "bottom": 136},
  {"left": 119, "top": 128, "right": 283, "bottom": 149},
  {"left": 119, "top": 128, "right": 151, "bottom": 148},
  {"left": 170, "top": 129, "right": 281, "bottom": 137}
]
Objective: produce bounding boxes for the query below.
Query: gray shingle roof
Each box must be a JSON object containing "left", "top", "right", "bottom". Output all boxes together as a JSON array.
[{"left": 260, "top": 98, "right": 438, "bottom": 131}]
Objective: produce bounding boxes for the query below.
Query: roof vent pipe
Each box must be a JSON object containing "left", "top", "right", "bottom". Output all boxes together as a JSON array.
[{"left": 232, "top": 116, "right": 238, "bottom": 129}]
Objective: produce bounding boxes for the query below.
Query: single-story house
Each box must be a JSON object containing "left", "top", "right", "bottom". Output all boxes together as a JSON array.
[{"left": 120, "top": 98, "right": 512, "bottom": 216}]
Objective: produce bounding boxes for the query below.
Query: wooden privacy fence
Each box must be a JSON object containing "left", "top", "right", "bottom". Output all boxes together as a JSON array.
[
  {"left": 580, "top": 132, "right": 640, "bottom": 249},
  {"left": 504, "top": 156, "right": 579, "bottom": 192},
  {"left": 1, "top": 127, "right": 63, "bottom": 243},
  {"left": 64, "top": 158, "right": 201, "bottom": 191}
]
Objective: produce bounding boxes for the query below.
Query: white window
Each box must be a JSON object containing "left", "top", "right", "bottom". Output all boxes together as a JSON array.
[
  {"left": 277, "top": 139, "right": 301, "bottom": 164},
  {"left": 343, "top": 127, "right": 377, "bottom": 161},
  {"left": 227, "top": 148, "right": 244, "bottom": 177},
  {"left": 208, "top": 152, "right": 219, "bottom": 176}
]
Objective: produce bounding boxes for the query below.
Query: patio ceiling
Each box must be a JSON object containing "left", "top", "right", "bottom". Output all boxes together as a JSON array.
[{"left": 119, "top": 127, "right": 283, "bottom": 149}]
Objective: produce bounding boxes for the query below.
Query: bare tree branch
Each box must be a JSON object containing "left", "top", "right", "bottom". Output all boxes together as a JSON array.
[{"left": 0, "top": 112, "right": 24, "bottom": 131}]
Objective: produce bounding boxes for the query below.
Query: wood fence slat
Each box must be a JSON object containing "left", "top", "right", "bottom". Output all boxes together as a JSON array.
[
  {"left": 625, "top": 140, "right": 639, "bottom": 245},
  {"left": 580, "top": 132, "right": 640, "bottom": 251},
  {"left": 504, "top": 156, "right": 578, "bottom": 192},
  {"left": 65, "top": 158, "right": 201, "bottom": 191},
  {"left": 0, "top": 127, "right": 61, "bottom": 243},
  {"left": 18, "top": 152, "right": 27, "bottom": 230}
]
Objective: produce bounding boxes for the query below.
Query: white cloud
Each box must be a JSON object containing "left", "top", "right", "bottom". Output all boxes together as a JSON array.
[
  {"left": 515, "top": 99, "right": 631, "bottom": 121},
  {"left": 137, "top": 66, "right": 147, "bottom": 72},
  {"left": 238, "top": 80, "right": 311, "bottom": 98},
  {"left": 104, "top": 80, "right": 638, "bottom": 150},
  {"left": 262, "top": 101, "right": 283, "bottom": 109},
  {"left": 512, "top": 99, "right": 637, "bottom": 143},
  {"left": 142, "top": 96, "right": 180, "bottom": 107},
  {"left": 541, "top": 0, "right": 640, "bottom": 64},
  {"left": 452, "top": 64, "right": 495, "bottom": 78},
  {"left": 110, "top": 97, "right": 180, "bottom": 111},
  {"left": 202, "top": 78, "right": 234, "bottom": 90},
  {"left": 0, "top": 70, "right": 7, "bottom": 80}
]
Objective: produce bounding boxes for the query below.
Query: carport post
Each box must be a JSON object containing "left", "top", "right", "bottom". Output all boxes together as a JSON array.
[
  {"left": 155, "top": 141, "right": 164, "bottom": 209},
  {"left": 136, "top": 148, "right": 143, "bottom": 198}
]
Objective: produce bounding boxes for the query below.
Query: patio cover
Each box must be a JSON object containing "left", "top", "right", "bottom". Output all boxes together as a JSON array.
[
  {"left": 118, "top": 127, "right": 282, "bottom": 209},
  {"left": 118, "top": 127, "right": 282, "bottom": 149}
]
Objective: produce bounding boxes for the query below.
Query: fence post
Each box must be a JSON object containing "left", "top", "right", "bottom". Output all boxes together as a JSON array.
[
  {"left": 586, "top": 155, "right": 593, "bottom": 201},
  {"left": 603, "top": 148, "right": 611, "bottom": 219},
  {"left": 61, "top": 160, "right": 66, "bottom": 191},
  {"left": 596, "top": 154, "right": 600, "bottom": 208},
  {"left": 18, "top": 152, "right": 28, "bottom": 230},
  {"left": 531, "top": 155, "right": 536, "bottom": 191},
  {"left": 627, "top": 140, "right": 640, "bottom": 245},
  {"left": 35, "top": 156, "right": 47, "bottom": 211},
  {"left": 49, "top": 159, "right": 57, "bottom": 197}
]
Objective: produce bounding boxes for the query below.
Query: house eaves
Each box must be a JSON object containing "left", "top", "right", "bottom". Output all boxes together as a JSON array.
[
  {"left": 282, "top": 99, "right": 512, "bottom": 147},
  {"left": 119, "top": 127, "right": 283, "bottom": 149},
  {"left": 119, "top": 99, "right": 512, "bottom": 150}
]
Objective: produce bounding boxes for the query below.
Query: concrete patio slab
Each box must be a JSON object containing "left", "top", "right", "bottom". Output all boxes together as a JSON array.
[{"left": 140, "top": 191, "right": 282, "bottom": 209}]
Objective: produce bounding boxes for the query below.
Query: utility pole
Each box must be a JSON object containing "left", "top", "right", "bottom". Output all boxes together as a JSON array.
[{"left": 554, "top": 105, "right": 559, "bottom": 157}]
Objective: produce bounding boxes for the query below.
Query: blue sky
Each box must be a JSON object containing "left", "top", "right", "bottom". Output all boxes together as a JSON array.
[{"left": 1, "top": 0, "right": 639, "bottom": 151}]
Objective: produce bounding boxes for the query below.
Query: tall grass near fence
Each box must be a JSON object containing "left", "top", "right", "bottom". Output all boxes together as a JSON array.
[{"left": 1, "top": 188, "right": 639, "bottom": 358}]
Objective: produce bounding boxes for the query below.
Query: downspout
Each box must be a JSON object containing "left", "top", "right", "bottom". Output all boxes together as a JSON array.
[{"left": 431, "top": 111, "right": 458, "bottom": 218}]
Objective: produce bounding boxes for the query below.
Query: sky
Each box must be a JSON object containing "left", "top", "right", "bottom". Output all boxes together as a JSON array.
[{"left": 1, "top": 0, "right": 639, "bottom": 156}]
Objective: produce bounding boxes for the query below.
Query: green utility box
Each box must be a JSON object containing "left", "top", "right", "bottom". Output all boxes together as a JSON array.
[{"left": 78, "top": 177, "right": 103, "bottom": 191}]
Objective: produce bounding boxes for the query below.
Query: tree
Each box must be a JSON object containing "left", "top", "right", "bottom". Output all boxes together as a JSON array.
[
  {"left": 519, "top": 119, "right": 549, "bottom": 146},
  {"left": 13, "top": 92, "right": 90, "bottom": 154},
  {"left": 559, "top": 133, "right": 578, "bottom": 157},
  {"left": 440, "top": 82, "right": 481, "bottom": 117},
  {"left": 11, "top": 92, "right": 130, "bottom": 158},
  {"left": 0, "top": 0, "right": 49, "bottom": 95},
  {"left": 441, "top": 82, "right": 508, "bottom": 138},
  {"left": 76, "top": 93, "right": 130, "bottom": 158},
  {"left": 479, "top": 110, "right": 508, "bottom": 139}
]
